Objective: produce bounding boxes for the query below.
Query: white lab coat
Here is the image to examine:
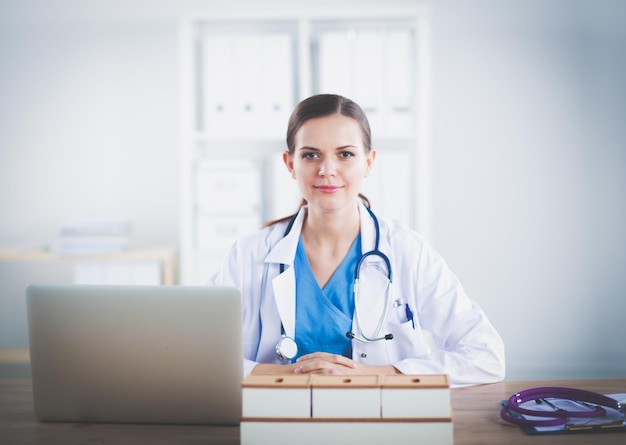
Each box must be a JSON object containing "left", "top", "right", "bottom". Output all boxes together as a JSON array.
[{"left": 208, "top": 202, "right": 505, "bottom": 387}]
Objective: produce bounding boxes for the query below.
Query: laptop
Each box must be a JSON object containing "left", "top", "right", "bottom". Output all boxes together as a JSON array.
[{"left": 26, "top": 284, "right": 242, "bottom": 425}]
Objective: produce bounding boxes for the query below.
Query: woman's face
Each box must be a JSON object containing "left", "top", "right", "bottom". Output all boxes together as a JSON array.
[{"left": 283, "top": 114, "right": 376, "bottom": 214}]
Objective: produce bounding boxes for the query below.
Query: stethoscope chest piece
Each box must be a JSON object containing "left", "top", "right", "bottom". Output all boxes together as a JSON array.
[{"left": 275, "top": 335, "right": 298, "bottom": 361}]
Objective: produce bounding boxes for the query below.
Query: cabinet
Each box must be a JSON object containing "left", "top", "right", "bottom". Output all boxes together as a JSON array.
[
  {"left": 0, "top": 246, "right": 178, "bottom": 285},
  {"left": 0, "top": 246, "right": 178, "bottom": 370},
  {"left": 179, "top": 6, "right": 432, "bottom": 284}
]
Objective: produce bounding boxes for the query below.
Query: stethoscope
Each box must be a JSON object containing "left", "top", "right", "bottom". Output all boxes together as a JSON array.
[
  {"left": 275, "top": 205, "right": 395, "bottom": 361},
  {"left": 500, "top": 386, "right": 624, "bottom": 428}
]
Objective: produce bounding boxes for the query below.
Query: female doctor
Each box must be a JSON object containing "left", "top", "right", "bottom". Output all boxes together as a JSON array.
[{"left": 208, "top": 94, "right": 505, "bottom": 386}]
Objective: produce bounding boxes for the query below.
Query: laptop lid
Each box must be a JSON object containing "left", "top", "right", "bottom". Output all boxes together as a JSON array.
[{"left": 26, "top": 284, "right": 242, "bottom": 425}]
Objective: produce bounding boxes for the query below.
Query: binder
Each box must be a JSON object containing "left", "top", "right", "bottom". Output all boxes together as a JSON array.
[
  {"left": 260, "top": 33, "right": 294, "bottom": 138},
  {"left": 233, "top": 35, "right": 262, "bottom": 137},
  {"left": 203, "top": 34, "right": 234, "bottom": 136},
  {"left": 386, "top": 29, "right": 414, "bottom": 134},
  {"left": 318, "top": 30, "right": 352, "bottom": 96}
]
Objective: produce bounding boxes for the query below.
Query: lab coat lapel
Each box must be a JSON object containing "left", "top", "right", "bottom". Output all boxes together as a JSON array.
[
  {"left": 272, "top": 266, "right": 296, "bottom": 338},
  {"left": 359, "top": 202, "right": 377, "bottom": 253},
  {"left": 266, "top": 208, "right": 306, "bottom": 339}
]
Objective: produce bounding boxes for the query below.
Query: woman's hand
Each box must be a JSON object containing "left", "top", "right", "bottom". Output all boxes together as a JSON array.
[
  {"left": 294, "top": 352, "right": 400, "bottom": 376},
  {"left": 250, "top": 352, "right": 401, "bottom": 376}
]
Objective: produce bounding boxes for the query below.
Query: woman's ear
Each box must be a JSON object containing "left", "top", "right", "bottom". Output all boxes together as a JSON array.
[
  {"left": 365, "top": 148, "right": 377, "bottom": 177},
  {"left": 282, "top": 150, "right": 296, "bottom": 179}
]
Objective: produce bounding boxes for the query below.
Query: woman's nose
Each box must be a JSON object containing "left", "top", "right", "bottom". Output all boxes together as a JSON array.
[{"left": 318, "top": 160, "right": 337, "bottom": 177}]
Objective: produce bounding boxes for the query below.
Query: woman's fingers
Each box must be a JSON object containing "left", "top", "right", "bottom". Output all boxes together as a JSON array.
[{"left": 294, "top": 352, "right": 357, "bottom": 374}]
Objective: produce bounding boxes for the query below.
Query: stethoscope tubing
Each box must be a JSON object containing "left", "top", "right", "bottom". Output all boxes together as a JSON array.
[
  {"left": 350, "top": 206, "right": 394, "bottom": 342},
  {"left": 276, "top": 205, "right": 394, "bottom": 360}
]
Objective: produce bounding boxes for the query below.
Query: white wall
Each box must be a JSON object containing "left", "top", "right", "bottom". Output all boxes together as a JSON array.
[
  {"left": 1, "top": 0, "right": 625, "bottom": 379},
  {"left": 431, "top": 0, "right": 626, "bottom": 379},
  {"left": 0, "top": 11, "right": 179, "bottom": 248}
]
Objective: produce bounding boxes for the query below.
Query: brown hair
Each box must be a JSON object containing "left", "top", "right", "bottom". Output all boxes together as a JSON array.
[
  {"left": 265, "top": 94, "right": 372, "bottom": 228},
  {"left": 286, "top": 94, "right": 372, "bottom": 155}
]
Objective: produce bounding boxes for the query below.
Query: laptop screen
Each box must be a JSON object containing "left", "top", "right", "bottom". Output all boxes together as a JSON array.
[{"left": 26, "top": 284, "right": 242, "bottom": 425}]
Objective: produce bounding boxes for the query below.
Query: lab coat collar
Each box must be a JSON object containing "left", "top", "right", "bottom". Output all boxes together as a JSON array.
[
  {"left": 265, "top": 201, "right": 382, "bottom": 266},
  {"left": 358, "top": 201, "right": 377, "bottom": 254},
  {"left": 264, "top": 207, "right": 306, "bottom": 268}
]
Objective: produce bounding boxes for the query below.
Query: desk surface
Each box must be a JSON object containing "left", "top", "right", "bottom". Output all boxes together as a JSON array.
[{"left": 1, "top": 379, "right": 624, "bottom": 445}]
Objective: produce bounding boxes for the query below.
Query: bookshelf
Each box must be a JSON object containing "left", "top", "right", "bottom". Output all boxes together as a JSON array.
[{"left": 179, "top": 6, "right": 432, "bottom": 284}]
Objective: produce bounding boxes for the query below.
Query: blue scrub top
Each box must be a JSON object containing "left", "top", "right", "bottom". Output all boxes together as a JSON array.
[{"left": 293, "top": 234, "right": 361, "bottom": 360}]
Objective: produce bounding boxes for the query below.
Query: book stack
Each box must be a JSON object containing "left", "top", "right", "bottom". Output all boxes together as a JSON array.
[
  {"left": 57, "top": 220, "right": 131, "bottom": 255},
  {"left": 241, "top": 374, "right": 453, "bottom": 445}
]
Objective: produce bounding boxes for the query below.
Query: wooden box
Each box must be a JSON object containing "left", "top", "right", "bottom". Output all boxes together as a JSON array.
[
  {"left": 242, "top": 375, "right": 311, "bottom": 419},
  {"left": 381, "top": 374, "right": 450, "bottom": 419},
  {"left": 311, "top": 375, "right": 380, "bottom": 419}
]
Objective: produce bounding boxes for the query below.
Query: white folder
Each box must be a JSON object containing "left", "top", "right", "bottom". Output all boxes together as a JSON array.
[
  {"left": 318, "top": 31, "right": 352, "bottom": 96},
  {"left": 261, "top": 33, "right": 295, "bottom": 138},
  {"left": 203, "top": 34, "right": 235, "bottom": 136},
  {"left": 233, "top": 35, "right": 262, "bottom": 137},
  {"left": 386, "top": 30, "right": 414, "bottom": 134}
]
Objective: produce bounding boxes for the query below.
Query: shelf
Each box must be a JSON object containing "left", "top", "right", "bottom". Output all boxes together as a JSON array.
[
  {"left": 0, "top": 348, "right": 29, "bottom": 365},
  {"left": 0, "top": 246, "right": 179, "bottom": 285}
]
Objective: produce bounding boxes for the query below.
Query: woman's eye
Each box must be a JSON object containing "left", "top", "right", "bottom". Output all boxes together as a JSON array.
[
  {"left": 339, "top": 151, "right": 355, "bottom": 159},
  {"left": 302, "top": 152, "right": 318, "bottom": 160}
]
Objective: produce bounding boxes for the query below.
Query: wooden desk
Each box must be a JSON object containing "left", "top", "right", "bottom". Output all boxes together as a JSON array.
[
  {"left": 452, "top": 379, "right": 625, "bottom": 445},
  {"left": 1, "top": 379, "right": 624, "bottom": 444}
]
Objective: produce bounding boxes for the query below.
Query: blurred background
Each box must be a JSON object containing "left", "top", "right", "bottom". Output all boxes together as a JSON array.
[{"left": 1, "top": 0, "right": 625, "bottom": 380}]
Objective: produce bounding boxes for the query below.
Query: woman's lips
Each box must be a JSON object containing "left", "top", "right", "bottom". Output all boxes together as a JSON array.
[{"left": 315, "top": 185, "right": 342, "bottom": 193}]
